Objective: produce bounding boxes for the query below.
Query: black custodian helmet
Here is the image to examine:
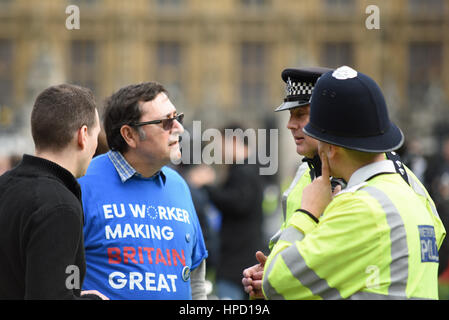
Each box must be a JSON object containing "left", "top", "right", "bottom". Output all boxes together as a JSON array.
[{"left": 304, "top": 66, "right": 404, "bottom": 153}]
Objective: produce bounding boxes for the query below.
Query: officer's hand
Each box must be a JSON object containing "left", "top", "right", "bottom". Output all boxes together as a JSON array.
[
  {"left": 242, "top": 251, "right": 267, "bottom": 299},
  {"left": 300, "top": 151, "right": 334, "bottom": 219}
]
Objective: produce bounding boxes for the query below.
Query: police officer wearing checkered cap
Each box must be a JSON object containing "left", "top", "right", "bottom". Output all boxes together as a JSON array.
[
  {"left": 242, "top": 67, "right": 345, "bottom": 299},
  {"left": 275, "top": 67, "right": 333, "bottom": 174},
  {"left": 275, "top": 67, "right": 347, "bottom": 233}
]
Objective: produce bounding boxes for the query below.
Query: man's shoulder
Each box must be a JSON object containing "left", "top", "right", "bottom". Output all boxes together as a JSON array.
[
  {"left": 334, "top": 174, "right": 413, "bottom": 207},
  {"left": 161, "top": 166, "right": 193, "bottom": 199},
  {"left": 0, "top": 171, "right": 81, "bottom": 212},
  {"left": 162, "top": 166, "right": 187, "bottom": 184},
  {"left": 86, "top": 153, "right": 112, "bottom": 174},
  {"left": 0, "top": 168, "right": 17, "bottom": 191}
]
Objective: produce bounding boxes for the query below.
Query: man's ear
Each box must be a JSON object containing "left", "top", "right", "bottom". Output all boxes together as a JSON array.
[
  {"left": 77, "top": 125, "right": 89, "bottom": 150},
  {"left": 326, "top": 144, "right": 339, "bottom": 161},
  {"left": 120, "top": 125, "right": 138, "bottom": 149}
]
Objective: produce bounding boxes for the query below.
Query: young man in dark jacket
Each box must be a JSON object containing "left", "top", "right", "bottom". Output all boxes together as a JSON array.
[{"left": 0, "top": 84, "right": 107, "bottom": 300}]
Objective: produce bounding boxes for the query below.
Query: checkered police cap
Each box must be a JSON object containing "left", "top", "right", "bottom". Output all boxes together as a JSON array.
[
  {"left": 275, "top": 67, "right": 333, "bottom": 112},
  {"left": 286, "top": 79, "right": 314, "bottom": 96}
]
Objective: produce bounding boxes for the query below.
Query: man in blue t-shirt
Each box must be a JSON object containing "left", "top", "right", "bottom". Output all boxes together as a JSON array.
[{"left": 79, "top": 82, "right": 208, "bottom": 300}]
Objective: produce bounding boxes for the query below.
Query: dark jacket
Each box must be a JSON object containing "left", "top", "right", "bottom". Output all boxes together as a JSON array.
[
  {"left": 204, "top": 163, "right": 264, "bottom": 286},
  {"left": 0, "top": 154, "right": 97, "bottom": 299}
]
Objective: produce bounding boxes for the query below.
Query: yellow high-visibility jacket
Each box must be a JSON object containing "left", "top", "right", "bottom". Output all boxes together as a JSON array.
[
  {"left": 269, "top": 162, "right": 312, "bottom": 250},
  {"left": 263, "top": 160, "right": 446, "bottom": 299}
]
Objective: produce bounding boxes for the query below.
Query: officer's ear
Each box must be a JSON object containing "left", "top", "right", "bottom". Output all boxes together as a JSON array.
[
  {"left": 318, "top": 141, "right": 333, "bottom": 159},
  {"left": 327, "top": 144, "right": 339, "bottom": 161}
]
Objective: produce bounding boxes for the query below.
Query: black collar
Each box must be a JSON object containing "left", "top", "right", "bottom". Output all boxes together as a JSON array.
[{"left": 20, "top": 154, "right": 82, "bottom": 201}]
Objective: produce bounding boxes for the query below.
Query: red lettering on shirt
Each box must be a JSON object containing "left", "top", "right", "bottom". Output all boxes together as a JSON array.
[
  {"left": 105, "top": 246, "right": 185, "bottom": 267},
  {"left": 107, "top": 247, "right": 121, "bottom": 264}
]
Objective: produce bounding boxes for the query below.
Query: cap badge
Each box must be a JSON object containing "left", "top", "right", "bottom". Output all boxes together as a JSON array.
[{"left": 332, "top": 66, "right": 357, "bottom": 80}]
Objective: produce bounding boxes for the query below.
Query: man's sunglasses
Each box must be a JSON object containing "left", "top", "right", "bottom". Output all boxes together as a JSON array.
[{"left": 130, "top": 113, "right": 184, "bottom": 131}]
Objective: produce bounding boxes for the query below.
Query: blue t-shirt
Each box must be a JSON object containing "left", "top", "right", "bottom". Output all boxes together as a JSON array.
[{"left": 78, "top": 153, "right": 208, "bottom": 300}]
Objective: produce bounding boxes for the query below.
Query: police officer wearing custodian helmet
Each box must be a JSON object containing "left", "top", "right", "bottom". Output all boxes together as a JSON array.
[{"left": 262, "top": 66, "right": 446, "bottom": 300}]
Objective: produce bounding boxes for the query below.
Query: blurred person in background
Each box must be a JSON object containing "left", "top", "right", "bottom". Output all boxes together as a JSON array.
[
  {"left": 0, "top": 155, "right": 12, "bottom": 175},
  {"left": 180, "top": 162, "right": 222, "bottom": 284},
  {"left": 174, "top": 133, "right": 223, "bottom": 276},
  {"left": 425, "top": 135, "right": 449, "bottom": 195},
  {"left": 93, "top": 129, "right": 109, "bottom": 157},
  {"left": 0, "top": 154, "right": 21, "bottom": 176},
  {"left": 437, "top": 171, "right": 449, "bottom": 290},
  {"left": 78, "top": 82, "right": 208, "bottom": 300},
  {"left": 0, "top": 84, "right": 107, "bottom": 299},
  {"left": 425, "top": 135, "right": 449, "bottom": 297},
  {"left": 191, "top": 123, "right": 264, "bottom": 300},
  {"left": 401, "top": 139, "right": 428, "bottom": 184}
]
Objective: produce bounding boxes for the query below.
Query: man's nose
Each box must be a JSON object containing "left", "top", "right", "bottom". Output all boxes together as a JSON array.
[
  {"left": 287, "top": 116, "right": 297, "bottom": 130},
  {"left": 172, "top": 117, "right": 184, "bottom": 134}
]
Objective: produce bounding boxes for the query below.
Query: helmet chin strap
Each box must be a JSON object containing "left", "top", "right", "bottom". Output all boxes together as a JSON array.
[{"left": 302, "top": 154, "right": 322, "bottom": 180}]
